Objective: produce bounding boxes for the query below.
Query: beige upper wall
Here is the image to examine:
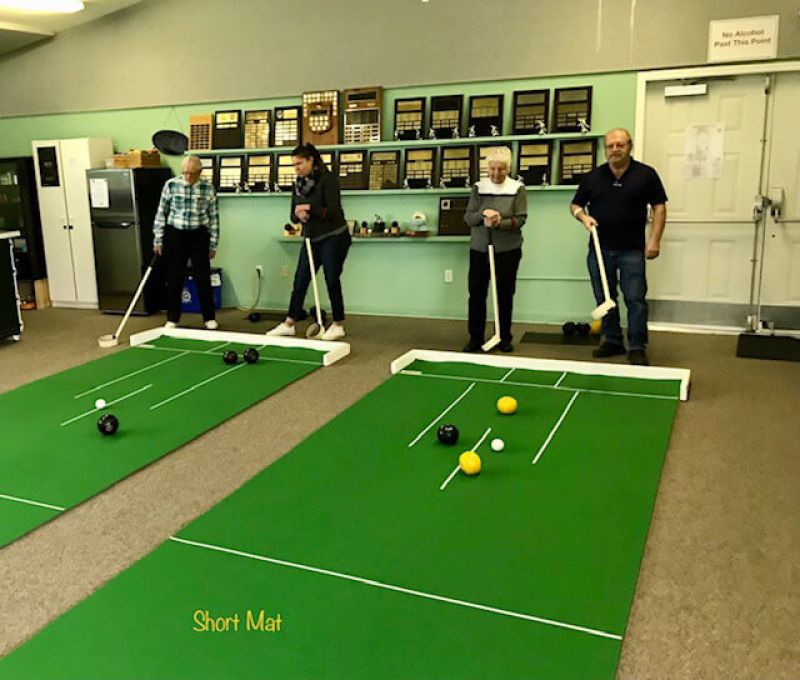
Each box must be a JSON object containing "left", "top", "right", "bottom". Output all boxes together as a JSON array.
[{"left": 1, "top": 0, "right": 798, "bottom": 117}]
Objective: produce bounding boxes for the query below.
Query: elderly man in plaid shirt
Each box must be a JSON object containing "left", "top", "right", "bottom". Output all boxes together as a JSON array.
[{"left": 153, "top": 155, "right": 220, "bottom": 330}]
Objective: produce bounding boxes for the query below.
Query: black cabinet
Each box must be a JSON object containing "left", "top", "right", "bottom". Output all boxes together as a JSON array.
[
  {"left": 0, "top": 235, "right": 22, "bottom": 341},
  {"left": 0, "top": 157, "right": 45, "bottom": 282}
]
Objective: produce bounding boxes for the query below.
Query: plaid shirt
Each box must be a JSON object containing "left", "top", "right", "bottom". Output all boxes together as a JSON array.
[{"left": 153, "top": 177, "right": 219, "bottom": 249}]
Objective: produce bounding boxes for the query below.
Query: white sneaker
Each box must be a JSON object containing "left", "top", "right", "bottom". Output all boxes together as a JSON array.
[
  {"left": 266, "top": 321, "right": 296, "bottom": 336},
  {"left": 164, "top": 321, "right": 177, "bottom": 329},
  {"left": 321, "top": 324, "right": 346, "bottom": 341},
  {"left": 204, "top": 319, "right": 219, "bottom": 330}
]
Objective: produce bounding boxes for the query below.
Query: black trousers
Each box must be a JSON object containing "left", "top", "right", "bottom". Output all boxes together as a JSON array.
[
  {"left": 163, "top": 225, "right": 215, "bottom": 323},
  {"left": 468, "top": 247, "right": 522, "bottom": 344}
]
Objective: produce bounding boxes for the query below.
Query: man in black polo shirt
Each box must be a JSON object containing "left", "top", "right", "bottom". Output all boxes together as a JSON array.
[{"left": 569, "top": 128, "right": 667, "bottom": 366}]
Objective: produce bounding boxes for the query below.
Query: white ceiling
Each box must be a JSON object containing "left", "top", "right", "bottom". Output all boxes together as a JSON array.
[{"left": 0, "top": 0, "right": 141, "bottom": 56}]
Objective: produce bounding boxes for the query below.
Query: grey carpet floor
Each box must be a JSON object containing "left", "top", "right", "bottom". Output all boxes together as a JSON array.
[{"left": 0, "top": 308, "right": 798, "bottom": 680}]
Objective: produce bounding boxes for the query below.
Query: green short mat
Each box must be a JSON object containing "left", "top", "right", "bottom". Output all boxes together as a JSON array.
[
  {"left": 0, "top": 327, "right": 348, "bottom": 548},
  {"left": 0, "top": 350, "right": 689, "bottom": 680}
]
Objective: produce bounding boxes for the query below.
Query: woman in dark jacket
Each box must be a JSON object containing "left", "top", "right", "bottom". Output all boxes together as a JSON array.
[{"left": 267, "top": 143, "right": 351, "bottom": 340}]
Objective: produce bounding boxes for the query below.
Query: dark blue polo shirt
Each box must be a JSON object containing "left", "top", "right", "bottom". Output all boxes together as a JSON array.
[{"left": 572, "top": 159, "right": 667, "bottom": 250}]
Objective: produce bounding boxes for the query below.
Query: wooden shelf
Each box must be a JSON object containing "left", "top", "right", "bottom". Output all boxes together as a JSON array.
[
  {"left": 218, "top": 185, "right": 578, "bottom": 198},
  {"left": 188, "top": 132, "right": 603, "bottom": 157}
]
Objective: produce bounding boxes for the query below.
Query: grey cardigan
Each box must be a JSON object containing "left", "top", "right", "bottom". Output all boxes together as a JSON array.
[{"left": 463, "top": 177, "right": 527, "bottom": 253}]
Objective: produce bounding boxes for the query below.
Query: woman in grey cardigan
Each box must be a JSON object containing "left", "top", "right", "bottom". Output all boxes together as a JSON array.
[{"left": 463, "top": 147, "right": 528, "bottom": 352}]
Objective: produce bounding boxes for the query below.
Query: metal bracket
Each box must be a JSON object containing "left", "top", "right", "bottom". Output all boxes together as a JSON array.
[{"left": 752, "top": 194, "right": 770, "bottom": 221}]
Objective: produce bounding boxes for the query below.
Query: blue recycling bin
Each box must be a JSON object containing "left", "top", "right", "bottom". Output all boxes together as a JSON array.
[{"left": 181, "top": 267, "right": 222, "bottom": 313}]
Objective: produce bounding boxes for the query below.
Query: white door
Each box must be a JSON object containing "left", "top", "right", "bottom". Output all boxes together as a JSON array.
[
  {"left": 32, "top": 140, "right": 77, "bottom": 305},
  {"left": 759, "top": 73, "right": 800, "bottom": 330},
  {"left": 642, "top": 75, "right": 768, "bottom": 326},
  {"left": 61, "top": 138, "right": 99, "bottom": 306}
]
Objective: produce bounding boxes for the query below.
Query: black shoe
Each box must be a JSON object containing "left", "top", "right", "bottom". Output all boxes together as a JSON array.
[
  {"left": 628, "top": 349, "right": 649, "bottom": 366},
  {"left": 498, "top": 341, "right": 514, "bottom": 353},
  {"left": 592, "top": 342, "right": 627, "bottom": 358},
  {"left": 462, "top": 340, "right": 483, "bottom": 353}
]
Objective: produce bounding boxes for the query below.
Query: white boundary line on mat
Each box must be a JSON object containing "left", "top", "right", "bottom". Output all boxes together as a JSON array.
[
  {"left": 471, "top": 426, "right": 492, "bottom": 452},
  {"left": 149, "top": 364, "right": 245, "bottom": 411},
  {"left": 73, "top": 352, "right": 189, "bottom": 399},
  {"left": 169, "top": 536, "right": 623, "bottom": 641},
  {"left": 61, "top": 384, "right": 153, "bottom": 426},
  {"left": 499, "top": 368, "right": 515, "bottom": 382},
  {"left": 391, "top": 349, "right": 690, "bottom": 401},
  {"left": 129, "top": 327, "right": 350, "bottom": 366},
  {"left": 134, "top": 344, "right": 321, "bottom": 366},
  {"left": 407, "top": 383, "right": 476, "bottom": 448},
  {"left": 532, "top": 392, "right": 580, "bottom": 465},
  {"left": 398, "top": 370, "right": 676, "bottom": 401},
  {"left": 439, "top": 465, "right": 461, "bottom": 491},
  {"left": 203, "top": 341, "right": 231, "bottom": 354},
  {"left": 0, "top": 493, "right": 65, "bottom": 512}
]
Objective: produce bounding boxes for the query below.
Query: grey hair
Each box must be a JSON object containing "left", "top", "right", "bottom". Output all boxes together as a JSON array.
[
  {"left": 182, "top": 155, "right": 203, "bottom": 171},
  {"left": 485, "top": 146, "right": 512, "bottom": 169}
]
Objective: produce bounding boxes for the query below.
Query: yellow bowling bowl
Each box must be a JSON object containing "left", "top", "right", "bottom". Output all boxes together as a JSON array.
[
  {"left": 497, "top": 396, "right": 518, "bottom": 415},
  {"left": 458, "top": 451, "right": 481, "bottom": 476}
]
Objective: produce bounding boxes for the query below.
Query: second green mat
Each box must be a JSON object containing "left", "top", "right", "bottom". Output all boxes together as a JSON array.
[{"left": 0, "top": 327, "right": 348, "bottom": 548}]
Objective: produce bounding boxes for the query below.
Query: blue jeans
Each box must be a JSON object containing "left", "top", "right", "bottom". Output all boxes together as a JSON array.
[
  {"left": 587, "top": 247, "right": 648, "bottom": 350},
  {"left": 289, "top": 230, "right": 351, "bottom": 322}
]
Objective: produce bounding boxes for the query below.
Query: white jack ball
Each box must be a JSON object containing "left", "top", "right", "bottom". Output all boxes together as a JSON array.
[
  {"left": 490, "top": 438, "right": 505, "bottom": 452},
  {"left": 95, "top": 398, "right": 107, "bottom": 409}
]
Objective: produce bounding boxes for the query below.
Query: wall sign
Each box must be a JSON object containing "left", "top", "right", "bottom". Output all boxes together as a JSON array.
[{"left": 708, "top": 15, "right": 779, "bottom": 63}]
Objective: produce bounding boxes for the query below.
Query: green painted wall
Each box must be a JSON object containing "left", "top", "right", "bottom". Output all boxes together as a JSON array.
[{"left": 0, "top": 71, "right": 636, "bottom": 323}]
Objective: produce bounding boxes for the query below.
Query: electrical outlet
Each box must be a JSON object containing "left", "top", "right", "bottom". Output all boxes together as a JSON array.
[
  {"left": 280, "top": 265, "right": 289, "bottom": 278},
  {"left": 255, "top": 265, "right": 264, "bottom": 277},
  {"left": 444, "top": 269, "right": 453, "bottom": 283}
]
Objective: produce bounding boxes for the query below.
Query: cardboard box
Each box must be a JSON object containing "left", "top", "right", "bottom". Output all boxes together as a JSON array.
[
  {"left": 34, "top": 278, "right": 51, "bottom": 309},
  {"left": 126, "top": 150, "right": 161, "bottom": 168},
  {"left": 112, "top": 150, "right": 161, "bottom": 168}
]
